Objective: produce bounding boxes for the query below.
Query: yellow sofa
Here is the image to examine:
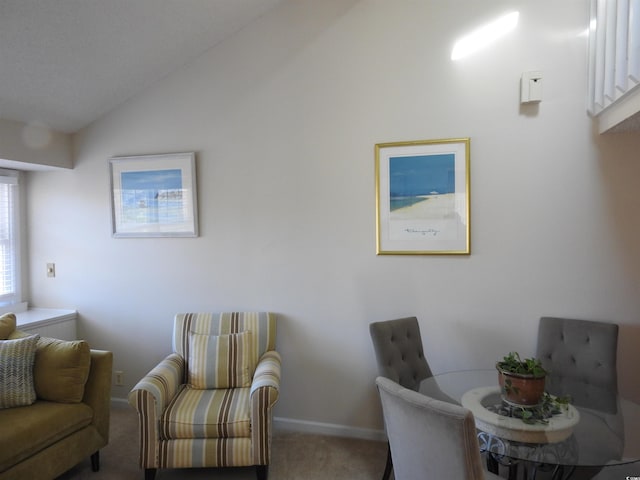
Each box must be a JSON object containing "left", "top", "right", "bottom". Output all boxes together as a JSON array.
[{"left": 0, "top": 314, "right": 113, "bottom": 480}]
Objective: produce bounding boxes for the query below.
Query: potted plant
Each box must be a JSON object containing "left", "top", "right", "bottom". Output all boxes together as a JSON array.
[{"left": 496, "top": 352, "right": 547, "bottom": 406}]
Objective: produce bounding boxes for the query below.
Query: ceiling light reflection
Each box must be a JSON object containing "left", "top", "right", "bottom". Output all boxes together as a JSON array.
[{"left": 451, "top": 12, "right": 520, "bottom": 61}]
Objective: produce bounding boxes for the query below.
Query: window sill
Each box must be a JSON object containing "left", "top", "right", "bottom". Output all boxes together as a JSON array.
[{"left": 16, "top": 307, "right": 77, "bottom": 328}]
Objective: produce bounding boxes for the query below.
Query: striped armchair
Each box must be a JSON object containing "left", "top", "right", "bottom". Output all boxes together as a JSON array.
[{"left": 128, "top": 312, "right": 281, "bottom": 480}]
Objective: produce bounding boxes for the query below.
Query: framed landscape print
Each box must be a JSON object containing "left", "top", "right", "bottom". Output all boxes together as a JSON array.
[
  {"left": 109, "top": 152, "right": 198, "bottom": 238},
  {"left": 375, "top": 138, "right": 470, "bottom": 255}
]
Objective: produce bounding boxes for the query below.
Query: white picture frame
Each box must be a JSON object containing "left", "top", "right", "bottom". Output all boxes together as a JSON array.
[{"left": 109, "top": 152, "right": 198, "bottom": 238}]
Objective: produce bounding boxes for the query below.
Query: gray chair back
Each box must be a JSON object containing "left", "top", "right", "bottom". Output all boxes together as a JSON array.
[
  {"left": 369, "top": 317, "right": 432, "bottom": 391},
  {"left": 375, "top": 377, "right": 500, "bottom": 480},
  {"left": 536, "top": 316, "right": 618, "bottom": 411}
]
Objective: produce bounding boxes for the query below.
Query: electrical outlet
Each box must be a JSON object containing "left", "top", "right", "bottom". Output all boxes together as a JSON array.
[{"left": 115, "top": 371, "right": 124, "bottom": 386}]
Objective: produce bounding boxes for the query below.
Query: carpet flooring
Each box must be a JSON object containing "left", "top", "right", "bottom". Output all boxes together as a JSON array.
[
  {"left": 52, "top": 401, "right": 640, "bottom": 480},
  {"left": 56, "top": 401, "right": 389, "bottom": 480}
]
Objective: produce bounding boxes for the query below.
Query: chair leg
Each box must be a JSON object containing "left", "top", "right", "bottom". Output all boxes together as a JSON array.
[
  {"left": 382, "top": 443, "right": 393, "bottom": 480},
  {"left": 90, "top": 451, "right": 100, "bottom": 472},
  {"left": 256, "top": 465, "right": 268, "bottom": 480},
  {"left": 486, "top": 453, "right": 499, "bottom": 474},
  {"left": 145, "top": 468, "right": 157, "bottom": 480}
]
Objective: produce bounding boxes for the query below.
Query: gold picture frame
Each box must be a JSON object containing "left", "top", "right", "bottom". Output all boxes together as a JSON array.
[{"left": 375, "top": 138, "right": 470, "bottom": 255}]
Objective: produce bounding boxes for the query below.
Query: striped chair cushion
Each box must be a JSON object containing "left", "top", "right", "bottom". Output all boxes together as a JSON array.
[
  {"left": 173, "top": 312, "right": 276, "bottom": 367},
  {"left": 0, "top": 334, "right": 39, "bottom": 408},
  {"left": 188, "top": 331, "right": 253, "bottom": 389},
  {"left": 161, "top": 386, "right": 251, "bottom": 439},
  {"left": 159, "top": 438, "right": 253, "bottom": 468}
]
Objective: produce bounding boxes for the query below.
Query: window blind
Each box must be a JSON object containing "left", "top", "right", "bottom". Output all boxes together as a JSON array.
[{"left": 0, "top": 171, "right": 19, "bottom": 306}]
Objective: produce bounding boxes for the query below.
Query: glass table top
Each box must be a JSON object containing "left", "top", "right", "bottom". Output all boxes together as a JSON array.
[{"left": 418, "top": 369, "right": 640, "bottom": 469}]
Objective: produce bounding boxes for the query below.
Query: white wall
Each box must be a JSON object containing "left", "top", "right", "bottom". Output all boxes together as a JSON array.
[{"left": 25, "top": 0, "right": 640, "bottom": 435}]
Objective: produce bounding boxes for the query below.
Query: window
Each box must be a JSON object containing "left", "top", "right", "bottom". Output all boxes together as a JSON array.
[{"left": 0, "top": 169, "right": 20, "bottom": 308}]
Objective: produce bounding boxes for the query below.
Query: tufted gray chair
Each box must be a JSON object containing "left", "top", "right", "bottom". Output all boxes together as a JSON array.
[
  {"left": 375, "top": 377, "right": 502, "bottom": 480},
  {"left": 535, "top": 316, "right": 622, "bottom": 479},
  {"left": 536, "top": 316, "right": 619, "bottom": 411},
  {"left": 370, "top": 317, "right": 433, "bottom": 480}
]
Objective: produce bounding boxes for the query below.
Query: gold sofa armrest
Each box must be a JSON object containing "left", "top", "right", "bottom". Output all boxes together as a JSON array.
[{"left": 83, "top": 350, "right": 114, "bottom": 443}]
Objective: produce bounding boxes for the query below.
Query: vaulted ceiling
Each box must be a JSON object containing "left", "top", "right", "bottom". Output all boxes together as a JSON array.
[{"left": 0, "top": 0, "right": 286, "bottom": 133}]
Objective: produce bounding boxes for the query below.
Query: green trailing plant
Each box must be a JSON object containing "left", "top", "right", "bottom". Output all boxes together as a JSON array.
[
  {"left": 496, "top": 352, "right": 547, "bottom": 377},
  {"left": 508, "top": 393, "right": 572, "bottom": 425}
]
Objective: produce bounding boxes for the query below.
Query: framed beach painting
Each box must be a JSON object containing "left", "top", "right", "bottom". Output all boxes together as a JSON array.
[
  {"left": 109, "top": 152, "right": 198, "bottom": 238},
  {"left": 375, "top": 138, "right": 470, "bottom": 255}
]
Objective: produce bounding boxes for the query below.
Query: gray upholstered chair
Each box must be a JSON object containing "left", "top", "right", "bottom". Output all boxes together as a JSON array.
[
  {"left": 536, "top": 316, "right": 622, "bottom": 479},
  {"left": 370, "top": 317, "right": 432, "bottom": 480},
  {"left": 370, "top": 317, "right": 432, "bottom": 391},
  {"left": 375, "top": 377, "right": 502, "bottom": 480},
  {"left": 536, "top": 316, "right": 619, "bottom": 410}
]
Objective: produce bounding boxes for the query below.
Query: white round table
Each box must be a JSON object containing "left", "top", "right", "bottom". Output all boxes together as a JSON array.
[{"left": 460, "top": 386, "right": 580, "bottom": 444}]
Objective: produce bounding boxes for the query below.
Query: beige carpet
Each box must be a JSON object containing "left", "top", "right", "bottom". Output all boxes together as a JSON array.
[{"left": 56, "top": 401, "right": 388, "bottom": 480}]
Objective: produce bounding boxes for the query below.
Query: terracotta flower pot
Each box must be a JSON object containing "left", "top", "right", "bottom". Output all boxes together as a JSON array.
[{"left": 497, "top": 369, "right": 546, "bottom": 406}]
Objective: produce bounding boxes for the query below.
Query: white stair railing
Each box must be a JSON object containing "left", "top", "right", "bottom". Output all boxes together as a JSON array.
[{"left": 588, "top": 0, "right": 640, "bottom": 131}]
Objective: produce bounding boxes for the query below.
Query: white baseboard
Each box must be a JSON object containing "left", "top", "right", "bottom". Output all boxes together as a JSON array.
[
  {"left": 113, "top": 397, "right": 386, "bottom": 443},
  {"left": 111, "top": 397, "right": 129, "bottom": 406},
  {"left": 274, "top": 417, "right": 386, "bottom": 442}
]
